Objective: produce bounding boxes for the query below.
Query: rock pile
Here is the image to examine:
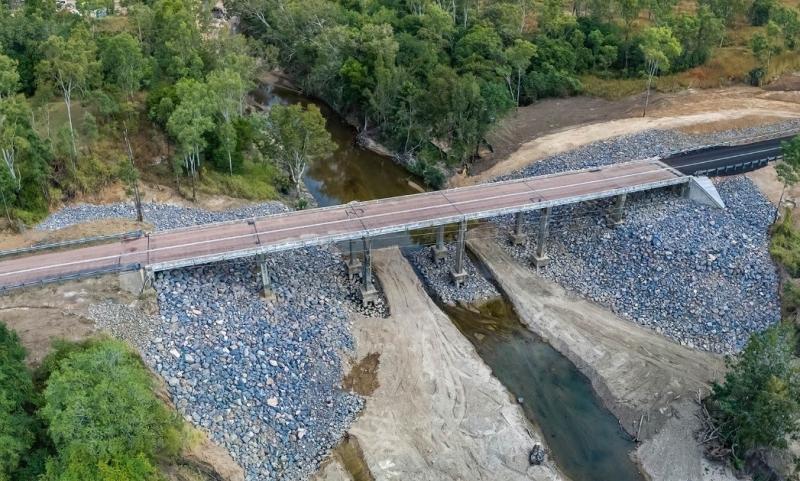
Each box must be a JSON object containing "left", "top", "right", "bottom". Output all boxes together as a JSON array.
[
  {"left": 56, "top": 202, "right": 388, "bottom": 481},
  {"left": 407, "top": 245, "right": 498, "bottom": 305},
  {"left": 36, "top": 201, "right": 288, "bottom": 232},
  {"left": 499, "top": 119, "right": 800, "bottom": 181},
  {"left": 95, "top": 245, "right": 383, "bottom": 481},
  {"left": 496, "top": 178, "right": 779, "bottom": 354}
]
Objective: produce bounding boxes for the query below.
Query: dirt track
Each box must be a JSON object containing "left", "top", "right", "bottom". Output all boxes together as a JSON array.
[{"left": 319, "top": 247, "right": 565, "bottom": 481}]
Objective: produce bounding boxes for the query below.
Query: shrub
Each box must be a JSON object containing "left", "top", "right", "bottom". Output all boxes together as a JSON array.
[
  {"left": 40, "top": 339, "right": 183, "bottom": 481},
  {"left": 708, "top": 323, "right": 800, "bottom": 462},
  {"left": 771, "top": 214, "right": 800, "bottom": 277}
]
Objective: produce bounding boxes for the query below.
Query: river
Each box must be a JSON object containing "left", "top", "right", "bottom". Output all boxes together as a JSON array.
[{"left": 255, "top": 84, "right": 645, "bottom": 481}]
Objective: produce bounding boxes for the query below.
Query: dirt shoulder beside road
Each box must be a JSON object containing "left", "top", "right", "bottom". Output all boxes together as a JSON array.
[
  {"left": 458, "top": 87, "right": 800, "bottom": 186},
  {"left": 318, "top": 247, "right": 565, "bottom": 481},
  {"left": 467, "top": 235, "right": 724, "bottom": 440}
]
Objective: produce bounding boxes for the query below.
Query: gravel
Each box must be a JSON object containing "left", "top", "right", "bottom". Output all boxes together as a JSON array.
[
  {"left": 36, "top": 201, "right": 289, "bottom": 232},
  {"left": 406, "top": 245, "right": 498, "bottom": 305}
]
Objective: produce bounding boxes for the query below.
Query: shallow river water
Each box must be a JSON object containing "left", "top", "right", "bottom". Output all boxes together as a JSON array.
[{"left": 256, "top": 84, "right": 645, "bottom": 481}]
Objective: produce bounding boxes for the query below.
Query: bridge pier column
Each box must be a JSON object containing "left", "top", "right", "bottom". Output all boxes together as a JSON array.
[
  {"left": 607, "top": 194, "right": 627, "bottom": 227},
  {"left": 450, "top": 220, "right": 468, "bottom": 287},
  {"left": 533, "top": 207, "right": 551, "bottom": 268},
  {"left": 256, "top": 254, "right": 275, "bottom": 299},
  {"left": 511, "top": 212, "right": 527, "bottom": 245},
  {"left": 432, "top": 225, "right": 447, "bottom": 263},
  {"left": 360, "top": 237, "right": 379, "bottom": 306},
  {"left": 347, "top": 239, "right": 362, "bottom": 281}
]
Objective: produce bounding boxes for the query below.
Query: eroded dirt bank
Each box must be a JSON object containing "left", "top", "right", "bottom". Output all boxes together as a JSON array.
[{"left": 318, "top": 247, "right": 564, "bottom": 481}]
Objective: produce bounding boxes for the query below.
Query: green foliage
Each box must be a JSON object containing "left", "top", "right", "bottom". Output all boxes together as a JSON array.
[
  {"left": 771, "top": 211, "right": 800, "bottom": 278},
  {"left": 0, "top": 323, "right": 36, "bottom": 481},
  {"left": 0, "top": 53, "right": 20, "bottom": 98},
  {"left": 99, "top": 32, "right": 147, "bottom": 97},
  {"left": 257, "top": 103, "right": 335, "bottom": 194},
  {"left": 40, "top": 339, "right": 183, "bottom": 481},
  {"left": 777, "top": 136, "right": 800, "bottom": 191},
  {"left": 709, "top": 323, "right": 800, "bottom": 459}
]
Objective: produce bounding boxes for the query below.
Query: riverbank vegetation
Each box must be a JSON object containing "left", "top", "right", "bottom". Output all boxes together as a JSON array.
[
  {"left": 231, "top": 0, "right": 800, "bottom": 174},
  {"left": 0, "top": 324, "right": 190, "bottom": 481},
  {"left": 0, "top": 0, "right": 335, "bottom": 225},
  {"left": 708, "top": 137, "right": 800, "bottom": 477}
]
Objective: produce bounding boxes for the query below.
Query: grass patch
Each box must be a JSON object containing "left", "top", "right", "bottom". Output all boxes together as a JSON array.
[
  {"left": 196, "top": 160, "right": 281, "bottom": 200},
  {"left": 579, "top": 75, "right": 647, "bottom": 99}
]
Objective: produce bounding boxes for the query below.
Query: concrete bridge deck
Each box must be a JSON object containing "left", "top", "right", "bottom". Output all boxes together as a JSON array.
[{"left": 0, "top": 159, "right": 688, "bottom": 290}]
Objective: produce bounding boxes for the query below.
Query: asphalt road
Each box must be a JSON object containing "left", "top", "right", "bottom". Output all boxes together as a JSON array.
[
  {"left": 0, "top": 160, "right": 685, "bottom": 289},
  {"left": 664, "top": 134, "right": 795, "bottom": 175}
]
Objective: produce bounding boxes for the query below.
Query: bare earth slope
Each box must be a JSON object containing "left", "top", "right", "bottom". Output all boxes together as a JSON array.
[
  {"left": 467, "top": 236, "right": 724, "bottom": 440},
  {"left": 321, "top": 247, "right": 565, "bottom": 481}
]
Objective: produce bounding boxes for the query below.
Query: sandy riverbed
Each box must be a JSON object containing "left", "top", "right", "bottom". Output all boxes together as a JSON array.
[
  {"left": 317, "top": 247, "right": 565, "bottom": 481},
  {"left": 466, "top": 236, "right": 742, "bottom": 481}
]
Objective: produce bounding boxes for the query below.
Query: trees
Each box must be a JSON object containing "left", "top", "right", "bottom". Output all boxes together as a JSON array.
[
  {"left": 258, "top": 104, "right": 335, "bottom": 195},
  {"left": 776, "top": 136, "right": 800, "bottom": 219},
  {"left": 639, "top": 26, "right": 681, "bottom": 116},
  {"left": 709, "top": 323, "right": 800, "bottom": 461},
  {"left": 0, "top": 53, "right": 20, "bottom": 99},
  {"left": 99, "top": 33, "right": 146, "bottom": 100},
  {"left": 0, "top": 323, "right": 35, "bottom": 481},
  {"left": 504, "top": 39, "right": 537, "bottom": 106},
  {"left": 36, "top": 27, "right": 99, "bottom": 163},
  {"left": 40, "top": 340, "right": 182, "bottom": 481},
  {"left": 166, "top": 78, "right": 214, "bottom": 201},
  {"left": 750, "top": 21, "right": 783, "bottom": 83},
  {"left": 207, "top": 68, "right": 248, "bottom": 175}
]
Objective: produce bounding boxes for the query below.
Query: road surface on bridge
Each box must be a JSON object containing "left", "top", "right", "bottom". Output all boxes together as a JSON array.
[
  {"left": 0, "top": 159, "right": 687, "bottom": 290},
  {"left": 664, "top": 134, "right": 794, "bottom": 175}
]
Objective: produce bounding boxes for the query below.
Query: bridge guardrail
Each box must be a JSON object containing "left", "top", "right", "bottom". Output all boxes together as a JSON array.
[{"left": 0, "top": 230, "right": 144, "bottom": 259}]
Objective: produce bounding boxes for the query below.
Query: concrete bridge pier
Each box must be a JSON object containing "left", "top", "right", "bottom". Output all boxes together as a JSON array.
[
  {"left": 450, "top": 221, "right": 468, "bottom": 287},
  {"left": 511, "top": 212, "right": 527, "bottom": 245},
  {"left": 432, "top": 225, "right": 448, "bottom": 263},
  {"left": 360, "top": 237, "right": 379, "bottom": 306},
  {"left": 256, "top": 254, "right": 275, "bottom": 300},
  {"left": 607, "top": 194, "right": 627, "bottom": 227},
  {"left": 533, "top": 207, "right": 551, "bottom": 268},
  {"left": 347, "top": 239, "right": 362, "bottom": 281}
]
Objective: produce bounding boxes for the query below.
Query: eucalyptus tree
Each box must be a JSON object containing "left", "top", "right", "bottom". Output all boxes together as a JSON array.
[
  {"left": 0, "top": 53, "right": 20, "bottom": 99},
  {"left": 36, "top": 27, "right": 99, "bottom": 164},
  {"left": 167, "top": 79, "right": 214, "bottom": 201},
  {"left": 258, "top": 103, "right": 335, "bottom": 196},
  {"left": 639, "top": 26, "right": 681, "bottom": 116}
]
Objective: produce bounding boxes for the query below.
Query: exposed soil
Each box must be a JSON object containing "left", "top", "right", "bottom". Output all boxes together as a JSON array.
[
  {"left": 317, "top": 247, "right": 565, "bottom": 481},
  {"left": 341, "top": 352, "right": 380, "bottom": 396},
  {"left": 459, "top": 86, "right": 800, "bottom": 186}
]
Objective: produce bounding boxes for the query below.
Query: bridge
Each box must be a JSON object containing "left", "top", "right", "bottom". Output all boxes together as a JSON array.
[{"left": 0, "top": 158, "right": 722, "bottom": 302}]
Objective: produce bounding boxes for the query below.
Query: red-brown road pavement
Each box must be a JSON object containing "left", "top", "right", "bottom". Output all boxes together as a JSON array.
[{"left": 0, "top": 159, "right": 687, "bottom": 290}]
